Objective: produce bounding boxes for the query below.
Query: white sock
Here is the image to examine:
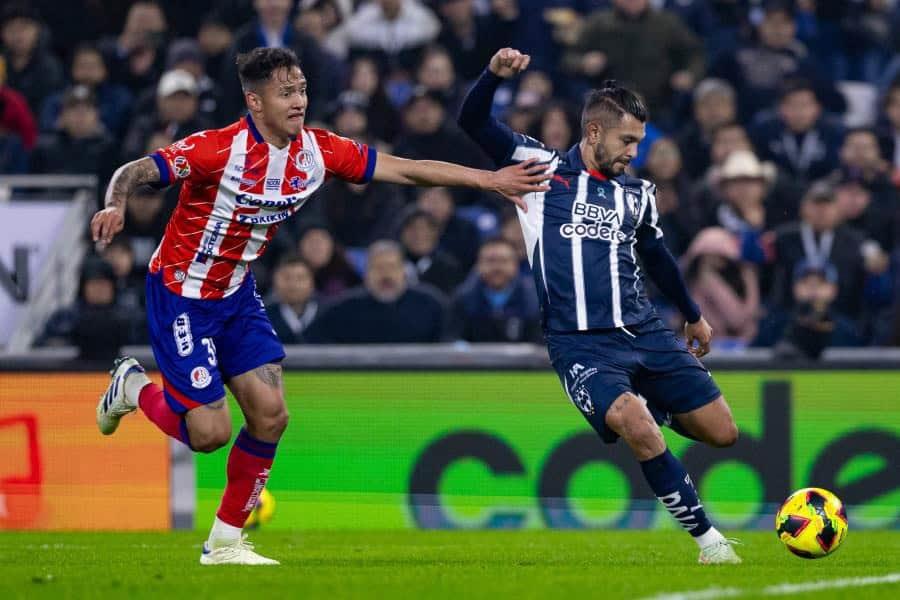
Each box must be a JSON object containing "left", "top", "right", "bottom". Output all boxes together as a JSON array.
[
  {"left": 208, "top": 516, "right": 242, "bottom": 547},
  {"left": 124, "top": 371, "right": 151, "bottom": 407},
  {"left": 694, "top": 526, "right": 725, "bottom": 549}
]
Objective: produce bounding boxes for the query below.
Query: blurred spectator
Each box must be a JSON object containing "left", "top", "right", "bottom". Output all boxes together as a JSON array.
[
  {"left": 832, "top": 128, "right": 898, "bottom": 251},
  {"left": 751, "top": 79, "right": 843, "bottom": 184},
  {"left": 305, "top": 240, "right": 447, "bottom": 343},
  {"left": 327, "top": 90, "right": 380, "bottom": 144},
  {"left": 709, "top": 0, "right": 844, "bottom": 123},
  {"left": 196, "top": 14, "right": 234, "bottom": 81},
  {"left": 100, "top": 237, "right": 144, "bottom": 314},
  {"left": 123, "top": 187, "right": 167, "bottom": 270},
  {"left": 561, "top": 0, "right": 705, "bottom": 123},
  {"left": 450, "top": 237, "right": 540, "bottom": 342},
  {"left": 0, "top": 55, "right": 37, "bottom": 152},
  {"left": 415, "top": 45, "right": 463, "bottom": 113},
  {"left": 222, "top": 0, "right": 334, "bottom": 121},
  {"left": 345, "top": 56, "right": 400, "bottom": 142},
  {"left": 639, "top": 137, "right": 698, "bottom": 257},
  {"left": 162, "top": 38, "right": 224, "bottom": 124},
  {"left": 504, "top": 69, "right": 554, "bottom": 135},
  {"left": 765, "top": 181, "right": 869, "bottom": 316},
  {"left": 99, "top": 1, "right": 168, "bottom": 93},
  {"left": 528, "top": 101, "right": 578, "bottom": 153},
  {"left": 308, "top": 173, "right": 404, "bottom": 248},
  {"left": 677, "top": 78, "right": 738, "bottom": 180},
  {"left": 396, "top": 207, "right": 466, "bottom": 295},
  {"left": 123, "top": 69, "right": 213, "bottom": 161},
  {"left": 878, "top": 76, "right": 900, "bottom": 180},
  {"left": 296, "top": 224, "right": 362, "bottom": 299},
  {"left": 325, "top": 0, "right": 441, "bottom": 71},
  {"left": 416, "top": 186, "right": 480, "bottom": 271},
  {"left": 393, "top": 86, "right": 488, "bottom": 170},
  {"left": 435, "top": 0, "right": 518, "bottom": 81},
  {"left": 38, "top": 257, "right": 135, "bottom": 359},
  {"left": 265, "top": 255, "right": 319, "bottom": 343},
  {"left": 755, "top": 261, "right": 862, "bottom": 358},
  {"left": 499, "top": 210, "right": 530, "bottom": 275},
  {"left": 0, "top": 3, "right": 64, "bottom": 114},
  {"left": 682, "top": 227, "right": 760, "bottom": 345},
  {"left": 706, "top": 150, "right": 776, "bottom": 235},
  {"left": 39, "top": 43, "right": 133, "bottom": 137},
  {"left": 30, "top": 85, "right": 116, "bottom": 187}
]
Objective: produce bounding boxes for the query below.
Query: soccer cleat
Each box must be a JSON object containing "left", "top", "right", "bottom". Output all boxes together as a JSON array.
[
  {"left": 200, "top": 535, "right": 280, "bottom": 565},
  {"left": 96, "top": 356, "right": 147, "bottom": 435},
  {"left": 698, "top": 538, "right": 743, "bottom": 565}
]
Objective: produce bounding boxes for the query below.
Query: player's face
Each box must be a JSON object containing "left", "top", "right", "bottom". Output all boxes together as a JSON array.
[
  {"left": 255, "top": 66, "right": 308, "bottom": 139},
  {"left": 591, "top": 113, "right": 645, "bottom": 177}
]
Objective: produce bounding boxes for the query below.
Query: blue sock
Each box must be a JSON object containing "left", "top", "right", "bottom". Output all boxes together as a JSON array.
[{"left": 640, "top": 449, "right": 711, "bottom": 537}]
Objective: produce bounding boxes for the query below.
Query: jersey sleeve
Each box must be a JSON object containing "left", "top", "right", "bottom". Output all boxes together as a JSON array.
[
  {"left": 148, "top": 131, "right": 218, "bottom": 186},
  {"left": 319, "top": 131, "right": 377, "bottom": 184},
  {"left": 636, "top": 182, "right": 664, "bottom": 246}
]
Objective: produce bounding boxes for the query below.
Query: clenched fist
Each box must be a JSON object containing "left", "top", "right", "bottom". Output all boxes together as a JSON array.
[{"left": 489, "top": 48, "right": 531, "bottom": 79}]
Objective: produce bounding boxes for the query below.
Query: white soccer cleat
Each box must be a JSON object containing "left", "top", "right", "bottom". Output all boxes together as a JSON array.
[
  {"left": 698, "top": 538, "right": 743, "bottom": 565},
  {"left": 96, "top": 356, "right": 147, "bottom": 435},
  {"left": 200, "top": 535, "right": 280, "bottom": 566}
]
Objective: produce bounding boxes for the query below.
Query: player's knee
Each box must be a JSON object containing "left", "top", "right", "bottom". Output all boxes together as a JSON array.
[
  {"left": 710, "top": 421, "right": 739, "bottom": 448},
  {"left": 251, "top": 407, "right": 289, "bottom": 441},
  {"left": 605, "top": 393, "right": 664, "bottom": 449},
  {"left": 191, "top": 423, "right": 232, "bottom": 453}
]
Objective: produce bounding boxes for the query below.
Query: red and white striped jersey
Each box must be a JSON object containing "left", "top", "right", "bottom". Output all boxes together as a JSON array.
[{"left": 147, "top": 115, "right": 376, "bottom": 299}]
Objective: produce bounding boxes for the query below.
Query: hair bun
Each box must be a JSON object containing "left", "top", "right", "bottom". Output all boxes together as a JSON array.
[{"left": 599, "top": 79, "right": 619, "bottom": 90}]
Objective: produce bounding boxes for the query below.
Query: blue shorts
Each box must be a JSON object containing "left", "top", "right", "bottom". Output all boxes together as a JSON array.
[
  {"left": 145, "top": 272, "right": 285, "bottom": 414},
  {"left": 546, "top": 318, "right": 721, "bottom": 444}
]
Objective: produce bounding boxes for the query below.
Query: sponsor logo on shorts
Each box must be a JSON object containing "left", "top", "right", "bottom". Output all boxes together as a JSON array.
[
  {"left": 190, "top": 366, "right": 211, "bottom": 389},
  {"left": 566, "top": 363, "right": 599, "bottom": 416},
  {"left": 173, "top": 156, "right": 191, "bottom": 179},
  {"left": 173, "top": 313, "right": 193, "bottom": 356}
]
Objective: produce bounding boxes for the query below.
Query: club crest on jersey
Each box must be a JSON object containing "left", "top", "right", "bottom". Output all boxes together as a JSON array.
[
  {"left": 294, "top": 149, "right": 315, "bottom": 170},
  {"left": 190, "top": 366, "right": 211, "bottom": 389},
  {"left": 173, "top": 139, "right": 195, "bottom": 152},
  {"left": 626, "top": 191, "right": 641, "bottom": 218},
  {"left": 173, "top": 313, "right": 193, "bottom": 356},
  {"left": 173, "top": 156, "right": 191, "bottom": 179}
]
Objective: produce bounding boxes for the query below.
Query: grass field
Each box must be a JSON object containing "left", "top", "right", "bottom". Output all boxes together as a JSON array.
[{"left": 0, "top": 531, "right": 898, "bottom": 599}]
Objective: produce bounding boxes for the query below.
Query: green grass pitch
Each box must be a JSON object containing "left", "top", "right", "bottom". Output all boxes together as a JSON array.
[{"left": 1, "top": 531, "right": 898, "bottom": 599}]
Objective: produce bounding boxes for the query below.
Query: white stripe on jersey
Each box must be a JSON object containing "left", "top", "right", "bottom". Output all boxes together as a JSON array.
[
  {"left": 631, "top": 180, "right": 652, "bottom": 294},
  {"left": 610, "top": 181, "right": 624, "bottom": 328},
  {"left": 572, "top": 172, "right": 589, "bottom": 330},
  {"left": 646, "top": 183, "right": 663, "bottom": 239},
  {"left": 511, "top": 144, "right": 558, "bottom": 299},
  {"left": 182, "top": 129, "right": 249, "bottom": 297}
]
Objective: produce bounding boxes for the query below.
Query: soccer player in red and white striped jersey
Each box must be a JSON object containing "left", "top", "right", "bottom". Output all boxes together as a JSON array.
[{"left": 92, "top": 47, "right": 548, "bottom": 565}]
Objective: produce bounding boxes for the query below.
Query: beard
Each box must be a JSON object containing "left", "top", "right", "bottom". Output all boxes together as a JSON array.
[{"left": 593, "top": 144, "right": 628, "bottom": 177}]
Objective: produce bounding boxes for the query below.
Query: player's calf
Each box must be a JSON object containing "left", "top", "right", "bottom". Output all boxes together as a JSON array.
[
  {"left": 674, "top": 396, "right": 739, "bottom": 448},
  {"left": 184, "top": 400, "right": 232, "bottom": 453}
]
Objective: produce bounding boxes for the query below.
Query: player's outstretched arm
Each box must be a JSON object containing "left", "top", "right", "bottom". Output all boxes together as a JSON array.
[
  {"left": 91, "top": 157, "right": 162, "bottom": 245},
  {"left": 458, "top": 48, "right": 532, "bottom": 164},
  {"left": 372, "top": 153, "right": 549, "bottom": 211}
]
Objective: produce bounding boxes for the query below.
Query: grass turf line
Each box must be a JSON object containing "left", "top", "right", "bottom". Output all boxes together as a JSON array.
[{"left": 0, "top": 531, "right": 898, "bottom": 599}]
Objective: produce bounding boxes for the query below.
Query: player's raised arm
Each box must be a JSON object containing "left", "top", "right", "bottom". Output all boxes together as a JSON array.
[
  {"left": 91, "top": 157, "right": 162, "bottom": 245},
  {"left": 458, "top": 48, "right": 531, "bottom": 164},
  {"left": 372, "top": 153, "right": 549, "bottom": 212}
]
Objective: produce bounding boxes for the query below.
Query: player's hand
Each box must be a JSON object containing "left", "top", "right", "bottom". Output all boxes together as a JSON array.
[
  {"left": 684, "top": 316, "right": 713, "bottom": 359},
  {"left": 91, "top": 206, "right": 125, "bottom": 246},
  {"left": 489, "top": 48, "right": 531, "bottom": 79},
  {"left": 484, "top": 158, "right": 551, "bottom": 211}
]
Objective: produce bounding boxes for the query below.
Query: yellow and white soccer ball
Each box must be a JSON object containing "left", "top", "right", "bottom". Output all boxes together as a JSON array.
[
  {"left": 244, "top": 488, "right": 276, "bottom": 529},
  {"left": 775, "top": 487, "right": 848, "bottom": 558}
]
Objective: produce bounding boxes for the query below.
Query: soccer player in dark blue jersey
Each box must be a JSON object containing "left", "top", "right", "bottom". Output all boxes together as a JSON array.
[{"left": 459, "top": 48, "right": 742, "bottom": 564}]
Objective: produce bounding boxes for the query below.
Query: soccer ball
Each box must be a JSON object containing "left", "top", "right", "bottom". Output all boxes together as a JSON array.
[
  {"left": 775, "top": 487, "right": 848, "bottom": 558},
  {"left": 244, "top": 488, "right": 276, "bottom": 529}
]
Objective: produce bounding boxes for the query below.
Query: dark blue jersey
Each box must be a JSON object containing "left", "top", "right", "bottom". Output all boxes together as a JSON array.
[{"left": 459, "top": 71, "right": 700, "bottom": 334}]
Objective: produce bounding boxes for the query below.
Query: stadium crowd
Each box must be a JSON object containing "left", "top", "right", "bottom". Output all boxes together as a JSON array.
[{"left": 5, "top": 0, "right": 900, "bottom": 358}]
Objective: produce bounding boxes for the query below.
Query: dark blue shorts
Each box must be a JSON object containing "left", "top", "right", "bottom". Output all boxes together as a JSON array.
[
  {"left": 546, "top": 318, "right": 722, "bottom": 444},
  {"left": 145, "top": 272, "right": 285, "bottom": 414}
]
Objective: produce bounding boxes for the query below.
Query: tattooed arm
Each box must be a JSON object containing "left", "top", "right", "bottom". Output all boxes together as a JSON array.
[{"left": 91, "top": 157, "right": 163, "bottom": 245}]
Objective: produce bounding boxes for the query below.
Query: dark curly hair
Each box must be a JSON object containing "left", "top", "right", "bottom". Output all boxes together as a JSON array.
[{"left": 236, "top": 47, "right": 302, "bottom": 91}]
